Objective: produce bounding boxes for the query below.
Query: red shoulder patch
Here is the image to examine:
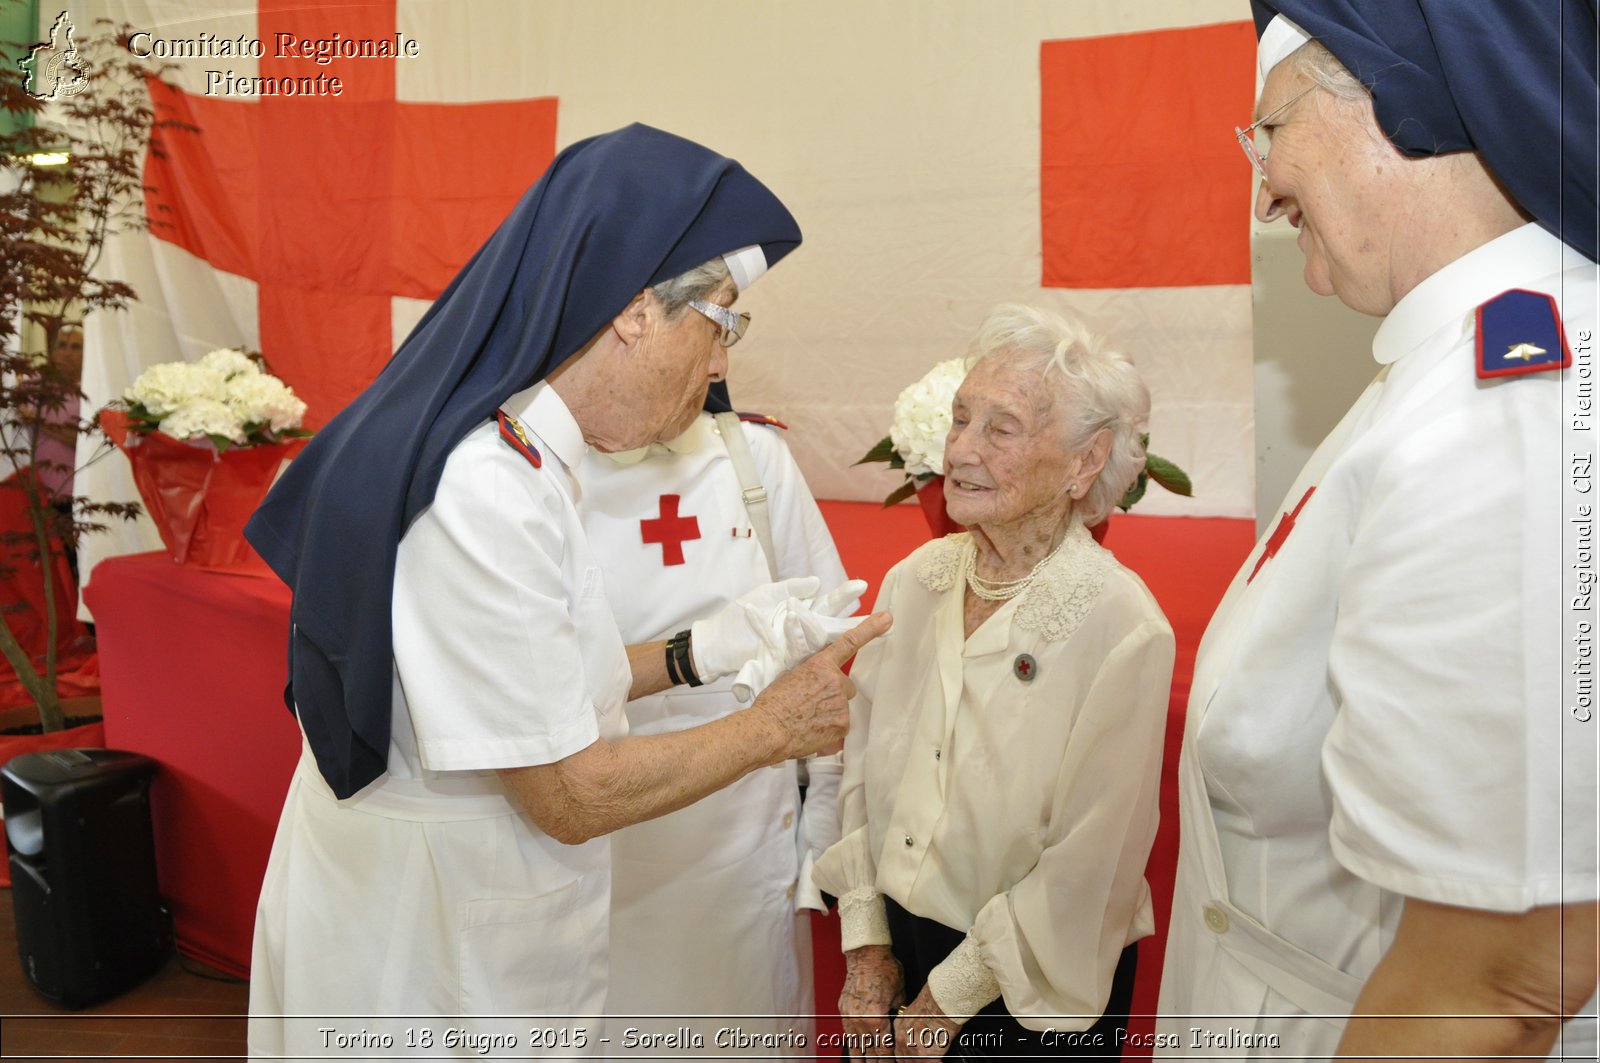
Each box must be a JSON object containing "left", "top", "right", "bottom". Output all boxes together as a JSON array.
[
  {"left": 496, "top": 410, "right": 542, "bottom": 468},
  {"left": 735, "top": 411, "right": 788, "bottom": 430},
  {"left": 1475, "top": 289, "right": 1571, "bottom": 379}
]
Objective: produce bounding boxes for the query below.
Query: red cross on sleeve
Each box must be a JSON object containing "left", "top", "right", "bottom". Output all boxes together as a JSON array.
[{"left": 1247, "top": 486, "right": 1316, "bottom": 584}]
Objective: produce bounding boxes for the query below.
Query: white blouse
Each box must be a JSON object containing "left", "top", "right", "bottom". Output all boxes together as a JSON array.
[{"left": 813, "top": 524, "right": 1175, "bottom": 1030}]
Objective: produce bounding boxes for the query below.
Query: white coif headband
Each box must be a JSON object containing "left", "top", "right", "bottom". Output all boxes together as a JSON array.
[
  {"left": 723, "top": 244, "right": 768, "bottom": 292},
  {"left": 1258, "top": 14, "right": 1311, "bottom": 85}
]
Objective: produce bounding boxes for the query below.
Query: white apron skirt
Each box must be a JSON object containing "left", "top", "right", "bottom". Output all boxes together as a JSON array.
[{"left": 248, "top": 751, "right": 610, "bottom": 1060}]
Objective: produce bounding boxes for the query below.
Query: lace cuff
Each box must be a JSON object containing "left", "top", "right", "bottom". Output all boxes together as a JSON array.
[
  {"left": 837, "top": 887, "right": 891, "bottom": 950},
  {"left": 925, "top": 935, "right": 1001, "bottom": 1018}
]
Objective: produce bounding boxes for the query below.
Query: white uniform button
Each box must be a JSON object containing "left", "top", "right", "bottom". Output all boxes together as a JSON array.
[
  {"left": 933, "top": 748, "right": 941, "bottom": 761},
  {"left": 904, "top": 834, "right": 915, "bottom": 847},
  {"left": 1203, "top": 903, "right": 1230, "bottom": 934},
  {"left": 782, "top": 812, "right": 794, "bottom": 830}
]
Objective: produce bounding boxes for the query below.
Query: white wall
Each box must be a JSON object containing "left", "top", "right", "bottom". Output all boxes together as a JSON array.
[{"left": 1249, "top": 222, "right": 1380, "bottom": 536}]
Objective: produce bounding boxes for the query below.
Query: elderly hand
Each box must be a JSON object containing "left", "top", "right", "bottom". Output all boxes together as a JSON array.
[
  {"left": 892, "top": 988, "right": 963, "bottom": 1060},
  {"left": 839, "top": 944, "right": 903, "bottom": 1061},
  {"left": 746, "top": 611, "right": 891, "bottom": 761},
  {"left": 731, "top": 578, "right": 869, "bottom": 701},
  {"left": 690, "top": 577, "right": 822, "bottom": 682}
]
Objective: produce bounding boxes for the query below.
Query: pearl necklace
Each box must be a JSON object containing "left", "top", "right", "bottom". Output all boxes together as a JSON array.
[{"left": 965, "top": 535, "right": 1067, "bottom": 602}]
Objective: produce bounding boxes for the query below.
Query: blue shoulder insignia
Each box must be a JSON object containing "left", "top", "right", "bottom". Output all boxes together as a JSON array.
[
  {"left": 1476, "top": 289, "right": 1572, "bottom": 379},
  {"left": 735, "top": 411, "right": 788, "bottom": 430},
  {"left": 495, "top": 410, "right": 542, "bottom": 468}
]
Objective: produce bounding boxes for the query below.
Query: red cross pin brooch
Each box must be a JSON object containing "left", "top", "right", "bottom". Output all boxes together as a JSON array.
[
  {"left": 1247, "top": 486, "right": 1316, "bottom": 584},
  {"left": 641, "top": 494, "right": 702, "bottom": 566}
]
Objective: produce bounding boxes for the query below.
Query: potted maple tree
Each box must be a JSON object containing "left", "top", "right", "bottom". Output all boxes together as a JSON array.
[{"left": 0, "top": 13, "right": 181, "bottom": 738}]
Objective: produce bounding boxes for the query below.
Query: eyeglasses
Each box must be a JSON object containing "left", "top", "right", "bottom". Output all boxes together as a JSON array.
[
  {"left": 687, "top": 299, "right": 751, "bottom": 348},
  {"left": 1235, "top": 84, "right": 1317, "bottom": 180}
]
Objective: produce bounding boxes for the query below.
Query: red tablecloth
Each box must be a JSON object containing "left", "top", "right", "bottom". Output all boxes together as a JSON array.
[{"left": 82, "top": 553, "right": 301, "bottom": 978}]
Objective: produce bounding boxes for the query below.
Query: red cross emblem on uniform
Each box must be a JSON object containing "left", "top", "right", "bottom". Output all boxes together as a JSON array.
[
  {"left": 1247, "top": 486, "right": 1316, "bottom": 584},
  {"left": 641, "top": 494, "right": 702, "bottom": 566}
]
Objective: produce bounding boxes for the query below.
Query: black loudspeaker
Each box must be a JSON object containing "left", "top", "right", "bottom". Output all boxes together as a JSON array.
[{"left": 3, "top": 748, "right": 171, "bottom": 1008}]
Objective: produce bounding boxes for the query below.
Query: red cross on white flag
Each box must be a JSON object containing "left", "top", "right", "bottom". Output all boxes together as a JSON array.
[{"left": 140, "top": 0, "right": 558, "bottom": 428}]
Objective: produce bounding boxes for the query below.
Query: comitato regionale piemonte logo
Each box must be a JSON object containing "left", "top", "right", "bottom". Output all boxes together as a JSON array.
[{"left": 19, "top": 11, "right": 89, "bottom": 101}]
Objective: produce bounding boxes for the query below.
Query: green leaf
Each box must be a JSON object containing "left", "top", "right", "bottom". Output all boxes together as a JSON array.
[
  {"left": 1118, "top": 471, "right": 1148, "bottom": 512},
  {"left": 882, "top": 479, "right": 919, "bottom": 507},
  {"left": 1144, "top": 452, "right": 1193, "bottom": 497},
  {"left": 854, "top": 435, "right": 897, "bottom": 466}
]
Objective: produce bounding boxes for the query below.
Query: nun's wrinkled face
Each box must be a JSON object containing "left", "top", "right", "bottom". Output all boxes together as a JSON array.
[
  {"left": 623, "top": 283, "right": 733, "bottom": 447},
  {"left": 1251, "top": 63, "right": 1410, "bottom": 315}
]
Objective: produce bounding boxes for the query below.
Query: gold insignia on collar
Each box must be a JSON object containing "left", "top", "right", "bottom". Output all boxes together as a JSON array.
[{"left": 504, "top": 414, "right": 534, "bottom": 448}]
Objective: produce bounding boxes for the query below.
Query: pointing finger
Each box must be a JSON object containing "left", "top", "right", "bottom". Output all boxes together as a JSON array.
[{"left": 817, "top": 610, "right": 892, "bottom": 668}]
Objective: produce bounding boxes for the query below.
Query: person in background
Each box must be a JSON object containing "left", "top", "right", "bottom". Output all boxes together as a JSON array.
[
  {"left": 30, "top": 324, "right": 83, "bottom": 509},
  {"left": 817, "top": 304, "right": 1174, "bottom": 1059},
  {"left": 580, "top": 381, "right": 856, "bottom": 1053},
  {"left": 242, "top": 125, "right": 888, "bottom": 1058},
  {"left": 12, "top": 324, "right": 85, "bottom": 585},
  {"left": 1158, "top": 3, "right": 1598, "bottom": 1058}
]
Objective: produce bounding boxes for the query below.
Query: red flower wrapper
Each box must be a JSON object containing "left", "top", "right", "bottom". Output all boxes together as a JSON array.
[
  {"left": 100, "top": 410, "right": 305, "bottom": 567},
  {"left": 915, "top": 476, "right": 964, "bottom": 539}
]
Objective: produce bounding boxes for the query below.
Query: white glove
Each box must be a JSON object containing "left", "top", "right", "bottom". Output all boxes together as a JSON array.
[
  {"left": 779, "top": 579, "right": 868, "bottom": 658},
  {"left": 795, "top": 754, "right": 842, "bottom": 910},
  {"left": 690, "top": 577, "right": 821, "bottom": 683},
  {"left": 812, "top": 579, "right": 868, "bottom": 620},
  {"left": 729, "top": 579, "right": 869, "bottom": 702}
]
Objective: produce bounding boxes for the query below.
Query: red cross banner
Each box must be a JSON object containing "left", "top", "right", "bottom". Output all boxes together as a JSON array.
[
  {"left": 141, "top": 0, "right": 557, "bottom": 426},
  {"left": 75, "top": 0, "right": 1259, "bottom": 582}
]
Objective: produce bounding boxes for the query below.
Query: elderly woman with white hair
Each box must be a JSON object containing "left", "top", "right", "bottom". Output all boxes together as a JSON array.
[{"left": 814, "top": 304, "right": 1175, "bottom": 1059}]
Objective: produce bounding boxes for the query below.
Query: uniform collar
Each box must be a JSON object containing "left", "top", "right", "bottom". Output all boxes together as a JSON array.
[
  {"left": 1372, "top": 224, "right": 1586, "bottom": 366},
  {"left": 504, "top": 381, "right": 586, "bottom": 470},
  {"left": 600, "top": 412, "right": 709, "bottom": 466}
]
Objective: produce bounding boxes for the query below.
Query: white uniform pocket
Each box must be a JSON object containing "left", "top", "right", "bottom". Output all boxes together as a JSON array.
[{"left": 459, "top": 876, "right": 608, "bottom": 1021}]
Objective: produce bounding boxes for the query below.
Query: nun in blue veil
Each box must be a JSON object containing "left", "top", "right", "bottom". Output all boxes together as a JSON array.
[
  {"left": 1157, "top": 3, "right": 1596, "bottom": 1060},
  {"left": 244, "top": 124, "right": 888, "bottom": 1054}
]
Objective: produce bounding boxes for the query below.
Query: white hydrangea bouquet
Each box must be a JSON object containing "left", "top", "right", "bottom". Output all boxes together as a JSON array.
[
  {"left": 100, "top": 348, "right": 311, "bottom": 566},
  {"left": 120, "top": 347, "right": 309, "bottom": 449},
  {"left": 856, "top": 357, "right": 967, "bottom": 507}
]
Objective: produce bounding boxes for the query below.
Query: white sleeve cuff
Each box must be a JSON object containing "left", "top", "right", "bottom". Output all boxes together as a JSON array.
[
  {"left": 837, "top": 887, "right": 891, "bottom": 950},
  {"left": 925, "top": 935, "right": 1002, "bottom": 1018},
  {"left": 795, "top": 851, "right": 826, "bottom": 911}
]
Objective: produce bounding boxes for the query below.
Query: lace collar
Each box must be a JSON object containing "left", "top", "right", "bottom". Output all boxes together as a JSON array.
[{"left": 915, "top": 522, "right": 1114, "bottom": 642}]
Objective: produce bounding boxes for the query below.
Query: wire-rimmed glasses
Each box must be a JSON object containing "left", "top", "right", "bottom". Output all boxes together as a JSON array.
[
  {"left": 687, "top": 300, "right": 751, "bottom": 348},
  {"left": 1235, "top": 84, "right": 1317, "bottom": 179}
]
